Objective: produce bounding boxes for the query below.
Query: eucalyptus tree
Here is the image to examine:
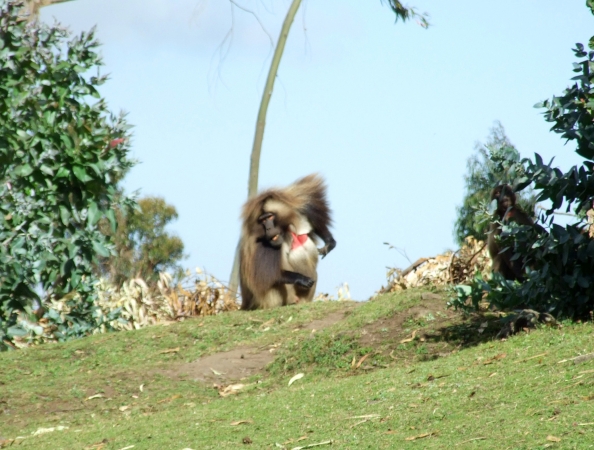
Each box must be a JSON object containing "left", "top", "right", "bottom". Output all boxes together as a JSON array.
[
  {"left": 0, "top": 1, "right": 134, "bottom": 347},
  {"left": 452, "top": 2, "right": 594, "bottom": 319}
]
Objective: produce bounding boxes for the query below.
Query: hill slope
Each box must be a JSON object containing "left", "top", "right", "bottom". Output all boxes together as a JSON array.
[{"left": 1, "top": 289, "right": 594, "bottom": 449}]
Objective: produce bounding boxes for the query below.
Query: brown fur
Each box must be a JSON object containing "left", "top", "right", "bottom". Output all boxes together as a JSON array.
[
  {"left": 240, "top": 174, "right": 335, "bottom": 310},
  {"left": 487, "top": 185, "right": 535, "bottom": 281}
]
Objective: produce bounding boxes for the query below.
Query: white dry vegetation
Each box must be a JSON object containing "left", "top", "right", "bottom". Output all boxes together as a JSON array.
[
  {"left": 11, "top": 269, "right": 238, "bottom": 348},
  {"left": 380, "top": 236, "right": 491, "bottom": 293}
]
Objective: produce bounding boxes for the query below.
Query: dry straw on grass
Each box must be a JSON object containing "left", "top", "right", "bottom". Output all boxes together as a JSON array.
[
  {"left": 379, "top": 211, "right": 594, "bottom": 294},
  {"left": 162, "top": 268, "right": 239, "bottom": 319},
  {"left": 378, "top": 237, "right": 491, "bottom": 294},
  {"left": 11, "top": 267, "right": 353, "bottom": 349},
  {"left": 94, "top": 268, "right": 239, "bottom": 331},
  {"left": 314, "top": 282, "right": 351, "bottom": 302},
  {"left": 95, "top": 268, "right": 239, "bottom": 330},
  {"left": 11, "top": 268, "right": 238, "bottom": 348}
]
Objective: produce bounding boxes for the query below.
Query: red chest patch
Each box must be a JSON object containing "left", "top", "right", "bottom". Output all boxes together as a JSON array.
[
  {"left": 291, "top": 232, "right": 308, "bottom": 250},
  {"left": 504, "top": 209, "right": 517, "bottom": 221}
]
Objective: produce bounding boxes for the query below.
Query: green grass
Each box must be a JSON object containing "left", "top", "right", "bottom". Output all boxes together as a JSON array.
[{"left": 2, "top": 289, "right": 594, "bottom": 449}]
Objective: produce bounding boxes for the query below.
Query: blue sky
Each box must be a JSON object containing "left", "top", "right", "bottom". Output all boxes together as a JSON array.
[{"left": 41, "top": 0, "right": 593, "bottom": 299}]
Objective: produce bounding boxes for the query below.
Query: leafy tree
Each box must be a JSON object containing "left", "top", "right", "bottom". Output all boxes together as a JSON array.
[
  {"left": 0, "top": 1, "right": 134, "bottom": 347},
  {"left": 452, "top": 3, "right": 594, "bottom": 318},
  {"left": 454, "top": 122, "right": 537, "bottom": 245},
  {"left": 96, "top": 196, "right": 185, "bottom": 287}
]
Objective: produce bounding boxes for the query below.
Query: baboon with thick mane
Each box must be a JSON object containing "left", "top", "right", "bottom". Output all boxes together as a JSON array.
[{"left": 239, "top": 174, "right": 336, "bottom": 310}]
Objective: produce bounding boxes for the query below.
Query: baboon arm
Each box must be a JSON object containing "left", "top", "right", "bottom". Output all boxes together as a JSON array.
[
  {"left": 307, "top": 211, "right": 335, "bottom": 257},
  {"left": 505, "top": 208, "right": 534, "bottom": 226},
  {"left": 278, "top": 270, "right": 315, "bottom": 289},
  {"left": 299, "top": 182, "right": 336, "bottom": 258}
]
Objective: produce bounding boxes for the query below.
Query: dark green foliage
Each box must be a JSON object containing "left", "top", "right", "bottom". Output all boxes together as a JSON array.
[
  {"left": 454, "top": 122, "right": 537, "bottom": 245},
  {"left": 382, "top": 0, "right": 429, "bottom": 28},
  {"left": 453, "top": 8, "right": 594, "bottom": 318},
  {"left": 453, "top": 222, "right": 594, "bottom": 317},
  {"left": 96, "top": 196, "right": 186, "bottom": 287},
  {"left": 0, "top": 2, "right": 134, "bottom": 348},
  {"left": 530, "top": 43, "right": 594, "bottom": 210}
]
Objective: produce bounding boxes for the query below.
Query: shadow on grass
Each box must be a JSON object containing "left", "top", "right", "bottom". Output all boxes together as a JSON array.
[{"left": 429, "top": 313, "right": 503, "bottom": 348}]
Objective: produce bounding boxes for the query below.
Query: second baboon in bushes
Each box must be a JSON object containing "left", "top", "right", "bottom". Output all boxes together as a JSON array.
[
  {"left": 239, "top": 174, "right": 336, "bottom": 310},
  {"left": 488, "top": 184, "right": 536, "bottom": 281}
]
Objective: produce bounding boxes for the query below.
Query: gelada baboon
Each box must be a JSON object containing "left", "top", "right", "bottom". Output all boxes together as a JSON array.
[
  {"left": 239, "top": 174, "right": 336, "bottom": 310},
  {"left": 487, "top": 184, "right": 535, "bottom": 281}
]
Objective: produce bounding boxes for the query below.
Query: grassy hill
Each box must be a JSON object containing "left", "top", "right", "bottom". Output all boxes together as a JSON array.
[{"left": 1, "top": 288, "right": 594, "bottom": 449}]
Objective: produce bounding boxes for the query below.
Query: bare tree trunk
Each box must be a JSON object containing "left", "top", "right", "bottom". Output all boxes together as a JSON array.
[
  {"left": 228, "top": 0, "right": 303, "bottom": 296},
  {"left": 228, "top": 240, "right": 241, "bottom": 297},
  {"left": 23, "top": 0, "right": 74, "bottom": 19}
]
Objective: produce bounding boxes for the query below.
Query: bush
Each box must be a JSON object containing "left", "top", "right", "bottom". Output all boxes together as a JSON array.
[
  {"left": 454, "top": 122, "right": 537, "bottom": 246},
  {"left": 0, "top": 2, "right": 134, "bottom": 348},
  {"left": 452, "top": 5, "right": 594, "bottom": 318}
]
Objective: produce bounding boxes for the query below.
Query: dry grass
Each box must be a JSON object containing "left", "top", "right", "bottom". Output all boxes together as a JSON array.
[
  {"left": 380, "top": 237, "right": 490, "bottom": 294},
  {"left": 11, "top": 269, "right": 238, "bottom": 349}
]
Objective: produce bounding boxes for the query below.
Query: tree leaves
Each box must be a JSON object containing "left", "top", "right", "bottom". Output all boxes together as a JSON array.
[
  {"left": 0, "top": 2, "right": 134, "bottom": 348},
  {"left": 95, "top": 197, "right": 186, "bottom": 287},
  {"left": 87, "top": 202, "right": 100, "bottom": 226},
  {"left": 72, "top": 165, "right": 92, "bottom": 183},
  {"left": 454, "top": 122, "right": 537, "bottom": 246},
  {"left": 59, "top": 205, "right": 70, "bottom": 226},
  {"left": 14, "top": 164, "right": 33, "bottom": 177},
  {"left": 92, "top": 241, "right": 110, "bottom": 258},
  {"left": 456, "top": 14, "right": 594, "bottom": 319}
]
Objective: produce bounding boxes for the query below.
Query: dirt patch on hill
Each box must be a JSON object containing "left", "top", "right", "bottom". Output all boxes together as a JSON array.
[
  {"left": 358, "top": 292, "right": 464, "bottom": 363},
  {"left": 360, "top": 294, "right": 454, "bottom": 343},
  {"left": 161, "top": 295, "right": 484, "bottom": 382},
  {"left": 300, "top": 311, "right": 349, "bottom": 331},
  {"left": 167, "top": 347, "right": 274, "bottom": 384},
  {"left": 164, "top": 309, "right": 351, "bottom": 384}
]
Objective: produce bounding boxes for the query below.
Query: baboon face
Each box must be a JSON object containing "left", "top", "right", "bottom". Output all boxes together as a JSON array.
[
  {"left": 258, "top": 212, "right": 284, "bottom": 249},
  {"left": 492, "top": 185, "right": 516, "bottom": 217}
]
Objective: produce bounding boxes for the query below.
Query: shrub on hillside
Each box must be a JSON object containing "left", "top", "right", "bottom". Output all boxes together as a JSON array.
[
  {"left": 452, "top": 5, "right": 594, "bottom": 318},
  {"left": 0, "top": 2, "right": 134, "bottom": 349}
]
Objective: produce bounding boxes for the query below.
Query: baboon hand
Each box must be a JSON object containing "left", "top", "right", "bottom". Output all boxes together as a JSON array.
[
  {"left": 296, "top": 276, "right": 315, "bottom": 289},
  {"left": 318, "top": 239, "right": 336, "bottom": 259}
]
